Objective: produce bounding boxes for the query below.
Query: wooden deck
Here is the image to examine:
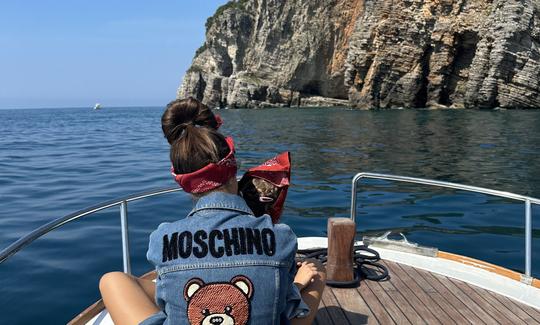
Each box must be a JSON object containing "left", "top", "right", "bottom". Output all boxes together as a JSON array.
[{"left": 315, "top": 260, "right": 540, "bottom": 324}]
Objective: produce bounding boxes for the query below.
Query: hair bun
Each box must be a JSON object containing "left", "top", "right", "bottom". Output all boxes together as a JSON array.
[
  {"left": 162, "top": 97, "right": 231, "bottom": 177},
  {"left": 162, "top": 97, "right": 219, "bottom": 144}
]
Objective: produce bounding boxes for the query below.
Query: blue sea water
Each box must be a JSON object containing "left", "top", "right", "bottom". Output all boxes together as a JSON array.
[{"left": 0, "top": 106, "right": 539, "bottom": 323}]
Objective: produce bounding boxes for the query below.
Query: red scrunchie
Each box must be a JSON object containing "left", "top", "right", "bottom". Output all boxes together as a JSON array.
[
  {"left": 215, "top": 114, "right": 223, "bottom": 129},
  {"left": 171, "top": 137, "right": 237, "bottom": 193}
]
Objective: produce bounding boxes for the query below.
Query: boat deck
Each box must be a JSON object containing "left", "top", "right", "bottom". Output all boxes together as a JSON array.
[
  {"left": 75, "top": 257, "right": 540, "bottom": 325},
  {"left": 315, "top": 260, "right": 540, "bottom": 325}
]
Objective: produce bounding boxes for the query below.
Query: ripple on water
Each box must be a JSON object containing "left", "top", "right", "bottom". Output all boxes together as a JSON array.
[{"left": 0, "top": 107, "right": 539, "bottom": 324}]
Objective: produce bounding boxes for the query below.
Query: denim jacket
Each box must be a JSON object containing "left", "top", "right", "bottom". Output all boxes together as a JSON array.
[{"left": 143, "top": 192, "right": 309, "bottom": 325}]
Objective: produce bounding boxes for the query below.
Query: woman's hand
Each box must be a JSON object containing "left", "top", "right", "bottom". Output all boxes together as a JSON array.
[{"left": 294, "top": 259, "right": 322, "bottom": 291}]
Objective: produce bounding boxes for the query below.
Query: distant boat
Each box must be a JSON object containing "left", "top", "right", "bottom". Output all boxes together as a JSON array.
[{"left": 93, "top": 103, "right": 102, "bottom": 110}]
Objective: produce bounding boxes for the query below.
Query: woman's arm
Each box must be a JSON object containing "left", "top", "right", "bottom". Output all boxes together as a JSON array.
[{"left": 291, "top": 259, "right": 326, "bottom": 325}]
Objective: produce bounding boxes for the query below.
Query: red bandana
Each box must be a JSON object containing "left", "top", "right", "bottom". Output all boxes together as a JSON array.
[
  {"left": 171, "top": 137, "right": 237, "bottom": 193},
  {"left": 240, "top": 152, "right": 291, "bottom": 223},
  {"left": 215, "top": 114, "right": 223, "bottom": 129}
]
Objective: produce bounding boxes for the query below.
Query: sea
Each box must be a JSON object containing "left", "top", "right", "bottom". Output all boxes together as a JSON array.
[{"left": 0, "top": 106, "right": 539, "bottom": 324}]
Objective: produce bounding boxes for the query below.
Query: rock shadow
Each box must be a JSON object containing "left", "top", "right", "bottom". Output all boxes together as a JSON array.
[{"left": 440, "top": 31, "right": 479, "bottom": 105}]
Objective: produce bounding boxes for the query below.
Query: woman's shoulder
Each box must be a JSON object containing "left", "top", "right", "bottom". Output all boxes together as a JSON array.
[
  {"left": 148, "top": 219, "right": 186, "bottom": 245},
  {"left": 150, "top": 221, "right": 173, "bottom": 235},
  {"left": 238, "top": 214, "right": 297, "bottom": 238},
  {"left": 271, "top": 220, "right": 296, "bottom": 239},
  {"left": 247, "top": 215, "right": 298, "bottom": 259}
]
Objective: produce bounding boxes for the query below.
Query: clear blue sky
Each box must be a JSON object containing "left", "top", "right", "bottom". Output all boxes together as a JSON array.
[{"left": 0, "top": 1, "right": 228, "bottom": 109}]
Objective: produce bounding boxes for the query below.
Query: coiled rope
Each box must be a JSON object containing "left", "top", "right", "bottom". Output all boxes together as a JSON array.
[{"left": 297, "top": 245, "right": 389, "bottom": 288}]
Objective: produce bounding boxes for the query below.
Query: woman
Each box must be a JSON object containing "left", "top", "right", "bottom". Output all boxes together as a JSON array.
[{"left": 99, "top": 98, "right": 326, "bottom": 325}]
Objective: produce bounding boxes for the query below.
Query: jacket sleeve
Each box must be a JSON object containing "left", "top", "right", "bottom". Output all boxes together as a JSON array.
[
  {"left": 146, "top": 225, "right": 167, "bottom": 310},
  {"left": 278, "top": 224, "right": 310, "bottom": 320},
  {"left": 282, "top": 262, "right": 311, "bottom": 319}
]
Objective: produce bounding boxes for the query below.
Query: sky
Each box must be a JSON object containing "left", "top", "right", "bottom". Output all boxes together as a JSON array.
[{"left": 0, "top": 1, "right": 228, "bottom": 109}]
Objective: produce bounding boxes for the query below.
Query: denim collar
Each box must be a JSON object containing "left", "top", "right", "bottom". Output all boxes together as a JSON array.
[{"left": 187, "top": 191, "right": 253, "bottom": 217}]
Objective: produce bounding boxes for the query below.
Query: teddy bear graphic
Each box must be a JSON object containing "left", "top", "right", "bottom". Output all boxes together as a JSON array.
[{"left": 184, "top": 275, "right": 254, "bottom": 325}]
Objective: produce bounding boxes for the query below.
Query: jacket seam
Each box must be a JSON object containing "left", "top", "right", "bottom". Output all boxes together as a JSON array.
[
  {"left": 188, "top": 206, "right": 253, "bottom": 217},
  {"left": 273, "top": 268, "right": 279, "bottom": 324},
  {"left": 158, "top": 260, "right": 289, "bottom": 276}
]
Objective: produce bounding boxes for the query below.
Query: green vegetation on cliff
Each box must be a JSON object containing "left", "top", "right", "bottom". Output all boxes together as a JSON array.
[
  {"left": 195, "top": 43, "right": 207, "bottom": 57},
  {"left": 205, "top": 0, "right": 249, "bottom": 30}
]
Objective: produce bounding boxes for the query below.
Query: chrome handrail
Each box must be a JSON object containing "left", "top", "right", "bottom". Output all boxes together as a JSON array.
[
  {"left": 350, "top": 172, "right": 540, "bottom": 277},
  {"left": 0, "top": 186, "right": 184, "bottom": 272},
  {"left": 2, "top": 173, "right": 537, "bottom": 278}
]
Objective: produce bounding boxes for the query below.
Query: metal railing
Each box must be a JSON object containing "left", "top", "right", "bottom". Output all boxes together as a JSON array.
[
  {"left": 0, "top": 187, "right": 184, "bottom": 274},
  {"left": 350, "top": 172, "right": 540, "bottom": 277},
  {"left": 1, "top": 172, "right": 538, "bottom": 278}
]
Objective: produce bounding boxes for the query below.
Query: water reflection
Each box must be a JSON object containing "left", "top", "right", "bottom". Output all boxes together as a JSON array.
[
  {"left": 0, "top": 107, "right": 539, "bottom": 323},
  {"left": 225, "top": 108, "right": 540, "bottom": 276}
]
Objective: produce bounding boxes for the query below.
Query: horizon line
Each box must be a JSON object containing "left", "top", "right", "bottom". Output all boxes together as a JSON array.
[{"left": 0, "top": 104, "right": 167, "bottom": 110}]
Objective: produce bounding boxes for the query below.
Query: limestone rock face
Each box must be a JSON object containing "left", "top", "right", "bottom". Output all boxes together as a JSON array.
[
  {"left": 179, "top": 0, "right": 540, "bottom": 109},
  {"left": 346, "top": 0, "right": 540, "bottom": 109},
  {"left": 178, "top": 0, "right": 363, "bottom": 108}
]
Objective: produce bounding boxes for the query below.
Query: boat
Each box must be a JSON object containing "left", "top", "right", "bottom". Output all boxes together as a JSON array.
[
  {"left": 1, "top": 173, "right": 539, "bottom": 324},
  {"left": 94, "top": 103, "right": 102, "bottom": 110}
]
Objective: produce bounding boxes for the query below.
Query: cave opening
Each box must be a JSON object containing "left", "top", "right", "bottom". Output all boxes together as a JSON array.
[
  {"left": 414, "top": 44, "right": 433, "bottom": 108},
  {"left": 222, "top": 59, "right": 233, "bottom": 77},
  {"left": 440, "top": 31, "right": 479, "bottom": 106},
  {"left": 301, "top": 80, "right": 322, "bottom": 96},
  {"left": 194, "top": 73, "right": 207, "bottom": 102},
  {"left": 248, "top": 86, "right": 268, "bottom": 101}
]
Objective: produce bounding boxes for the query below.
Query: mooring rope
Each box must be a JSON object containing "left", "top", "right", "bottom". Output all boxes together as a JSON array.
[{"left": 297, "top": 245, "right": 389, "bottom": 288}]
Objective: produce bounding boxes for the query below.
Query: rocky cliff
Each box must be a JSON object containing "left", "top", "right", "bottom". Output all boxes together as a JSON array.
[{"left": 179, "top": 0, "right": 540, "bottom": 109}]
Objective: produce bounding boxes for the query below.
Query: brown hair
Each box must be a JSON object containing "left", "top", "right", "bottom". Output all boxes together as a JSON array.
[{"left": 161, "top": 97, "right": 229, "bottom": 174}]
